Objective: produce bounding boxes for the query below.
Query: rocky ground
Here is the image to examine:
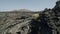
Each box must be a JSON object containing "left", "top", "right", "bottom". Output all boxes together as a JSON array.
[{"left": 0, "top": 1, "right": 60, "bottom": 34}]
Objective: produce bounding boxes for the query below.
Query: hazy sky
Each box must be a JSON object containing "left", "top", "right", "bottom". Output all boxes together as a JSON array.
[{"left": 0, "top": 0, "right": 57, "bottom": 11}]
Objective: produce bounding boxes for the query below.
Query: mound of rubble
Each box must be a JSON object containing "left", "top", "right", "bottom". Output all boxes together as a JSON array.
[{"left": 0, "top": 1, "right": 60, "bottom": 34}]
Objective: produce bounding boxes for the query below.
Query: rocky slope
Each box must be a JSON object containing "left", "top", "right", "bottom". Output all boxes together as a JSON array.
[{"left": 0, "top": 1, "right": 60, "bottom": 34}]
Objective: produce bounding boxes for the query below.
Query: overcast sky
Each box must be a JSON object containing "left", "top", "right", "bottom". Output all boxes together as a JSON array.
[{"left": 0, "top": 0, "right": 57, "bottom": 11}]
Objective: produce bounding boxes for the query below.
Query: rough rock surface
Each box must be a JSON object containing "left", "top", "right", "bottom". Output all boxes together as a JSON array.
[{"left": 0, "top": 1, "right": 60, "bottom": 34}]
